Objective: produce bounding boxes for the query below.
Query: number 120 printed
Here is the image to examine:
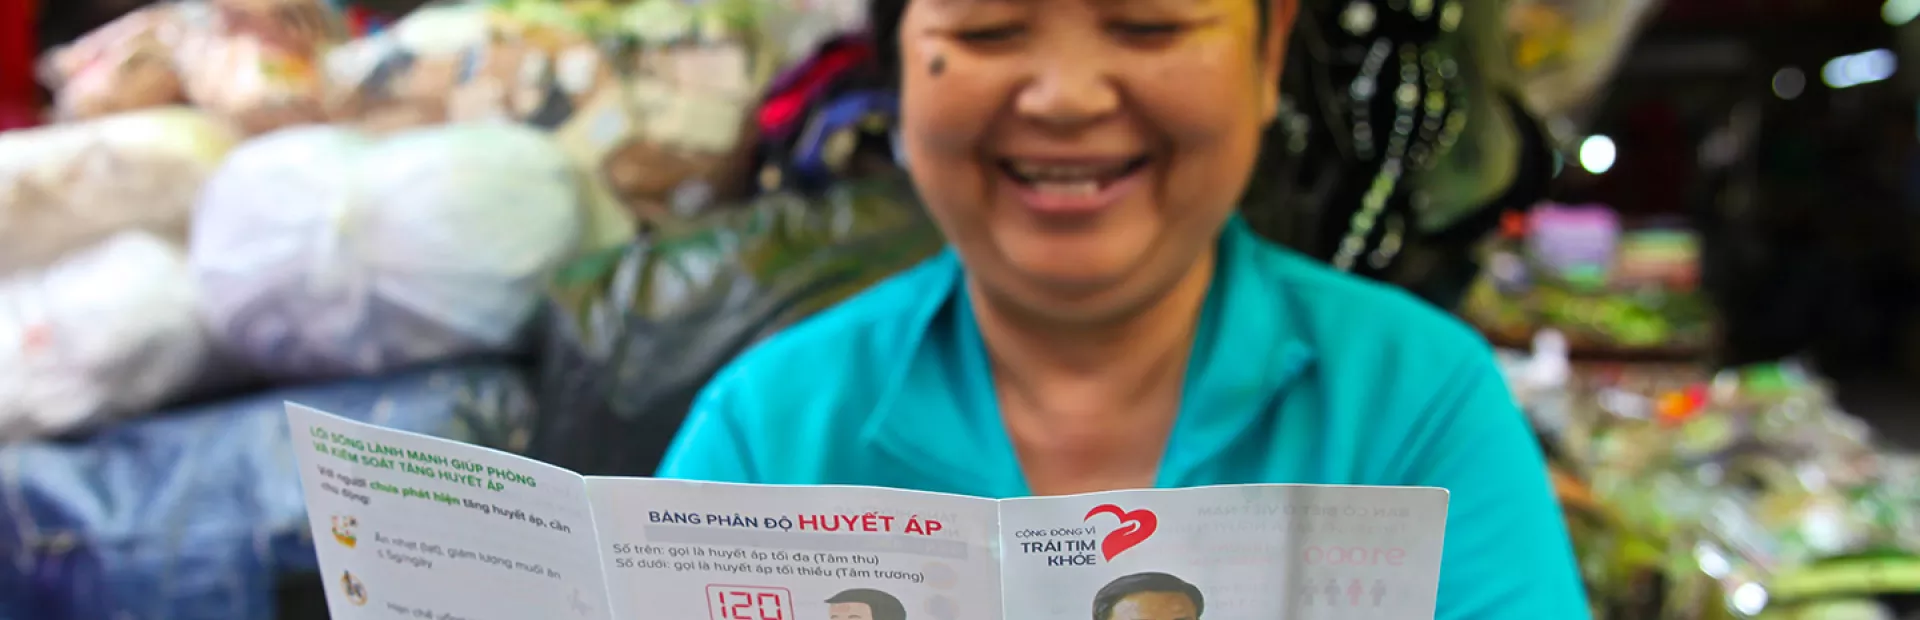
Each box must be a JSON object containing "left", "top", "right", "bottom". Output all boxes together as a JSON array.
[{"left": 707, "top": 584, "right": 794, "bottom": 620}]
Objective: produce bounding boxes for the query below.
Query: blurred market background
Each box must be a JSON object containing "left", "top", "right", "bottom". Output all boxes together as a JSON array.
[{"left": 4, "top": 0, "right": 1920, "bottom": 618}]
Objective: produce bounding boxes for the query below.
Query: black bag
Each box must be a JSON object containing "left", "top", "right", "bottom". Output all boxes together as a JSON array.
[
  {"left": 1241, "top": 0, "right": 1553, "bottom": 311},
  {"left": 529, "top": 173, "right": 943, "bottom": 475}
]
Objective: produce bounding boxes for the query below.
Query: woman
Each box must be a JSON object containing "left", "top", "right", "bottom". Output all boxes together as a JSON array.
[{"left": 659, "top": 0, "right": 1588, "bottom": 616}]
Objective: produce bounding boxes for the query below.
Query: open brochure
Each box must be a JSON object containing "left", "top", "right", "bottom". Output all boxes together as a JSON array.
[{"left": 288, "top": 403, "right": 1451, "bottom": 620}]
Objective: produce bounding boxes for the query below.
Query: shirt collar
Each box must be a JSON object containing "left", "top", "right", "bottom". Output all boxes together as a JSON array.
[{"left": 862, "top": 217, "right": 1317, "bottom": 494}]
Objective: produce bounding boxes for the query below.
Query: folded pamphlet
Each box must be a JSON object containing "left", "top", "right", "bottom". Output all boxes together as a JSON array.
[{"left": 287, "top": 403, "right": 1450, "bottom": 620}]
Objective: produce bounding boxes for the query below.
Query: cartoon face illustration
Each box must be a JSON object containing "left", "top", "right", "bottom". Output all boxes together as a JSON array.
[
  {"left": 341, "top": 571, "right": 369, "bottom": 606},
  {"left": 331, "top": 515, "right": 359, "bottom": 548},
  {"left": 826, "top": 589, "right": 906, "bottom": 620},
  {"left": 1108, "top": 592, "right": 1199, "bottom": 620},
  {"left": 1094, "top": 573, "right": 1204, "bottom": 620},
  {"left": 829, "top": 601, "right": 873, "bottom": 620}
]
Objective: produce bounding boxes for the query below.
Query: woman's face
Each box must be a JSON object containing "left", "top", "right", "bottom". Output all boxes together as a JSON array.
[{"left": 897, "top": 0, "right": 1294, "bottom": 321}]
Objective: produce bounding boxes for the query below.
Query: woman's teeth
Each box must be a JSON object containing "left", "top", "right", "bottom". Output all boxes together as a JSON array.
[
  {"left": 1011, "top": 163, "right": 1124, "bottom": 180},
  {"left": 1031, "top": 180, "right": 1102, "bottom": 195},
  {"left": 1003, "top": 160, "right": 1139, "bottom": 192}
]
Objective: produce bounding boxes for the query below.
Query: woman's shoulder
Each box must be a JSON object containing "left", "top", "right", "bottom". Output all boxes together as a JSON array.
[{"left": 1233, "top": 235, "right": 1490, "bottom": 360}]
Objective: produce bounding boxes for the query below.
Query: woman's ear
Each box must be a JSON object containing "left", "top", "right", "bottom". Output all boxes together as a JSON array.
[{"left": 1260, "top": 0, "right": 1299, "bottom": 122}]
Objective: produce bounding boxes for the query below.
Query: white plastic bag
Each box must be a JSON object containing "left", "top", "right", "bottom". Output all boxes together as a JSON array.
[
  {"left": 0, "top": 107, "right": 239, "bottom": 276},
  {"left": 190, "top": 122, "right": 585, "bottom": 379},
  {"left": 0, "top": 232, "right": 212, "bottom": 442}
]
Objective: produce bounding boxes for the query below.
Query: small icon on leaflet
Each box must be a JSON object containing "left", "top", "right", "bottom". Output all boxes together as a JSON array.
[
  {"left": 569, "top": 588, "right": 594, "bottom": 617},
  {"left": 1324, "top": 578, "right": 1342, "bottom": 607},
  {"left": 340, "top": 571, "right": 369, "bottom": 606},
  {"left": 1371, "top": 579, "right": 1388, "bottom": 607},
  {"left": 331, "top": 515, "right": 359, "bottom": 548},
  {"left": 1346, "top": 578, "right": 1365, "bottom": 606}
]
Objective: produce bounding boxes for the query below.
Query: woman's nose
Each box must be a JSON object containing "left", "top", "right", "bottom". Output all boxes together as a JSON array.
[{"left": 1014, "top": 55, "right": 1121, "bottom": 130}]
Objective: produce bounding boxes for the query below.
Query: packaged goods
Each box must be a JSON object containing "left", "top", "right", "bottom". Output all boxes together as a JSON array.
[
  {"left": 39, "top": 0, "right": 343, "bottom": 134},
  {"left": 327, "top": 0, "right": 798, "bottom": 235}
]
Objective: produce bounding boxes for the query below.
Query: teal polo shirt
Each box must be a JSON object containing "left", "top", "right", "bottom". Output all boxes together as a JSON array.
[{"left": 658, "top": 217, "right": 1590, "bottom": 619}]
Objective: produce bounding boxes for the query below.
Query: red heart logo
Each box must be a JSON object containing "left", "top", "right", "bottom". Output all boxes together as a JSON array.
[{"left": 1083, "top": 504, "right": 1158, "bottom": 561}]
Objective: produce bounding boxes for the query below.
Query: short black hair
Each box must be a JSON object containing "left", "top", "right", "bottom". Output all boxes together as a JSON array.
[
  {"left": 827, "top": 588, "right": 909, "bottom": 620},
  {"left": 1091, "top": 572, "right": 1205, "bottom": 620}
]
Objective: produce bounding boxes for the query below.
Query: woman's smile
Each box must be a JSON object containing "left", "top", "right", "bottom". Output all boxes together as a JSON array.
[{"left": 997, "top": 154, "right": 1152, "bottom": 217}]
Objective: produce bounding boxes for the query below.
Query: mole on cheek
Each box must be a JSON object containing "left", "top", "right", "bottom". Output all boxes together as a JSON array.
[{"left": 929, "top": 54, "right": 946, "bottom": 77}]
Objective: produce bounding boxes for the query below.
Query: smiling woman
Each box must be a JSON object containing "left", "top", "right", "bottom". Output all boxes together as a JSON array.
[
  {"left": 892, "top": 0, "right": 1282, "bottom": 327},
  {"left": 656, "top": 0, "right": 1589, "bottom": 617}
]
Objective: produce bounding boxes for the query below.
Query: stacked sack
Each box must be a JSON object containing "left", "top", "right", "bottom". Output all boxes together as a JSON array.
[
  {"left": 0, "top": 0, "right": 844, "bottom": 441},
  {"left": 0, "top": 105, "right": 589, "bottom": 440},
  {"left": 5, "top": 0, "right": 804, "bottom": 442},
  {"left": 0, "top": 108, "right": 238, "bottom": 441}
]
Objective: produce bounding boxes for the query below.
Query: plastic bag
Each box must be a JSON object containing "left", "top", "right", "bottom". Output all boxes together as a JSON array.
[
  {"left": 190, "top": 122, "right": 585, "bottom": 380},
  {"left": 1237, "top": 0, "right": 1552, "bottom": 310},
  {"left": 531, "top": 172, "right": 942, "bottom": 475},
  {"left": 0, "top": 232, "right": 211, "bottom": 443},
  {"left": 591, "top": 0, "right": 786, "bottom": 224},
  {"left": 38, "top": 3, "right": 199, "bottom": 119},
  {"left": 1507, "top": 0, "right": 1661, "bottom": 124},
  {"left": 0, "top": 107, "right": 239, "bottom": 276},
  {"left": 208, "top": 0, "right": 341, "bottom": 58},
  {"left": 39, "top": 0, "right": 342, "bottom": 134}
]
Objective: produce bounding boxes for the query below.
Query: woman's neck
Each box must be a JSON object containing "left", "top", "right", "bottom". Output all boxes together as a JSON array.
[{"left": 971, "top": 251, "right": 1215, "bottom": 424}]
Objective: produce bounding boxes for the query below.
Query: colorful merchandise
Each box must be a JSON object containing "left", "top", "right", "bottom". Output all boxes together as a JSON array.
[
  {"left": 746, "top": 35, "right": 902, "bottom": 196},
  {"left": 1527, "top": 203, "right": 1621, "bottom": 284},
  {"left": 1615, "top": 229, "right": 1701, "bottom": 291},
  {"left": 1464, "top": 219, "right": 1712, "bottom": 355},
  {"left": 189, "top": 123, "right": 584, "bottom": 380},
  {"left": 1510, "top": 357, "right": 1920, "bottom": 619},
  {"left": 325, "top": 0, "right": 801, "bottom": 234},
  {"left": 36, "top": 3, "right": 188, "bottom": 118},
  {"left": 39, "top": 0, "right": 345, "bottom": 134}
]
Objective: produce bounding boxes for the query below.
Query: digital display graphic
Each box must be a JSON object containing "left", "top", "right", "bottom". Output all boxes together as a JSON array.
[{"left": 707, "top": 584, "right": 794, "bottom": 620}]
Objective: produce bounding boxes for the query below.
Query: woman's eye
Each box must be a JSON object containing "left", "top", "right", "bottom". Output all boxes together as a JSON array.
[
  {"left": 955, "top": 25, "right": 1025, "bottom": 44},
  {"left": 1110, "top": 21, "right": 1187, "bottom": 39}
]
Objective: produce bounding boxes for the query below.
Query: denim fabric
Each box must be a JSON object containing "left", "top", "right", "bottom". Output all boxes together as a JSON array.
[{"left": 0, "top": 362, "right": 538, "bottom": 620}]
